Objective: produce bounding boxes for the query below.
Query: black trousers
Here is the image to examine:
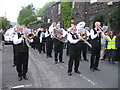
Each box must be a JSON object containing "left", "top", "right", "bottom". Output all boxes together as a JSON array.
[
  {"left": 54, "top": 45, "right": 63, "bottom": 62},
  {"left": 13, "top": 44, "right": 16, "bottom": 65},
  {"left": 116, "top": 48, "right": 120, "bottom": 62},
  {"left": 46, "top": 40, "right": 53, "bottom": 57},
  {"left": 79, "top": 42, "right": 87, "bottom": 60},
  {"left": 66, "top": 42, "right": 70, "bottom": 56},
  {"left": 15, "top": 52, "right": 29, "bottom": 76},
  {"left": 90, "top": 46, "right": 101, "bottom": 69},
  {"left": 41, "top": 42, "right": 46, "bottom": 53},
  {"left": 53, "top": 39, "right": 64, "bottom": 62},
  {"left": 68, "top": 50, "right": 80, "bottom": 72}
]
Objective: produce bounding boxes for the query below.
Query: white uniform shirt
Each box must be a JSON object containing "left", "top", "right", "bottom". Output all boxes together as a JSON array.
[
  {"left": 13, "top": 33, "right": 33, "bottom": 45},
  {"left": 67, "top": 32, "right": 80, "bottom": 44}
]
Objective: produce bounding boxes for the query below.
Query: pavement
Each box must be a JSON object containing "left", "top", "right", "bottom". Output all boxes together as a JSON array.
[{"left": 1, "top": 45, "right": 119, "bottom": 89}]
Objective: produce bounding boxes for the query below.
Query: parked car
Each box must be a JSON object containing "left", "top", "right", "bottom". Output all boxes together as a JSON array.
[{"left": 4, "top": 28, "right": 15, "bottom": 44}]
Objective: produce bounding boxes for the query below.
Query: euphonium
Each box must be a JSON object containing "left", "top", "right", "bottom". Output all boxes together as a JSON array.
[{"left": 27, "top": 33, "right": 35, "bottom": 39}]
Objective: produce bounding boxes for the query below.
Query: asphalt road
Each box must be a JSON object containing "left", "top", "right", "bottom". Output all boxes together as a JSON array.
[{"left": 1, "top": 45, "right": 119, "bottom": 89}]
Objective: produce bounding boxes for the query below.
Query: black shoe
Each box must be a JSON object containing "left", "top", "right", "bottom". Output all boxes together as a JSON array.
[
  {"left": 49, "top": 55, "right": 53, "bottom": 58},
  {"left": 13, "top": 64, "right": 16, "bottom": 67},
  {"left": 108, "top": 61, "right": 111, "bottom": 64},
  {"left": 18, "top": 76, "right": 22, "bottom": 81},
  {"left": 60, "top": 61, "right": 64, "bottom": 63},
  {"left": 94, "top": 68, "right": 100, "bottom": 71},
  {"left": 23, "top": 76, "right": 28, "bottom": 80},
  {"left": 55, "top": 61, "right": 58, "bottom": 64},
  {"left": 90, "top": 68, "right": 95, "bottom": 72},
  {"left": 112, "top": 61, "right": 115, "bottom": 64},
  {"left": 68, "top": 72, "right": 72, "bottom": 76},
  {"left": 47, "top": 56, "right": 49, "bottom": 58},
  {"left": 84, "top": 59, "right": 88, "bottom": 61},
  {"left": 75, "top": 70, "right": 81, "bottom": 74}
]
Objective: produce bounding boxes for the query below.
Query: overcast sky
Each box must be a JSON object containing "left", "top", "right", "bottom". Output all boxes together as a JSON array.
[{"left": 0, "top": 0, "right": 54, "bottom": 22}]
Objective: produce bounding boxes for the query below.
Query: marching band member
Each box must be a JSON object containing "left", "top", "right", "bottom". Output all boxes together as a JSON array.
[
  {"left": 12, "top": 27, "right": 18, "bottom": 67},
  {"left": 100, "top": 26, "right": 109, "bottom": 60},
  {"left": 40, "top": 28, "right": 46, "bottom": 53},
  {"left": 90, "top": 21, "right": 103, "bottom": 71},
  {"left": 13, "top": 26, "right": 33, "bottom": 81},
  {"left": 66, "top": 27, "right": 72, "bottom": 56},
  {"left": 77, "top": 22, "right": 89, "bottom": 61},
  {"left": 45, "top": 28, "right": 53, "bottom": 58},
  {"left": 53, "top": 23, "right": 66, "bottom": 64},
  {"left": 37, "top": 27, "right": 43, "bottom": 54},
  {"left": 67, "top": 26, "right": 83, "bottom": 76}
]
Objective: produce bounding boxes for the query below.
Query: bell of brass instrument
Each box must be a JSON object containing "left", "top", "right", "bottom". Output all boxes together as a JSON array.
[
  {"left": 80, "top": 33, "right": 87, "bottom": 39},
  {"left": 99, "top": 26, "right": 109, "bottom": 35},
  {"left": 27, "top": 33, "right": 35, "bottom": 39}
]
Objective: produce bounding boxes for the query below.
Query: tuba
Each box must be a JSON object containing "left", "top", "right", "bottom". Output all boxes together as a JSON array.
[
  {"left": 53, "top": 28, "right": 68, "bottom": 43},
  {"left": 49, "top": 22, "right": 68, "bottom": 43}
]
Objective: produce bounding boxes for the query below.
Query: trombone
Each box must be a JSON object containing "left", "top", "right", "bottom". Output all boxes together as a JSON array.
[{"left": 99, "top": 26, "right": 109, "bottom": 35}]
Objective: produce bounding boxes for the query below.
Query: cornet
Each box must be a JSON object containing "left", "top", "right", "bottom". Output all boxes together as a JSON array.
[{"left": 27, "top": 33, "right": 35, "bottom": 39}]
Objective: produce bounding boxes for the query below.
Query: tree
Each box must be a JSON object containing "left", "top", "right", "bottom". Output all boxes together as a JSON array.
[
  {"left": 36, "top": 2, "right": 54, "bottom": 17},
  {"left": 93, "top": 15, "right": 104, "bottom": 28},
  {"left": 17, "top": 4, "right": 37, "bottom": 25},
  {"left": 107, "top": 9, "right": 120, "bottom": 34},
  {"left": 61, "top": 1, "right": 74, "bottom": 29},
  {"left": 0, "top": 17, "right": 10, "bottom": 30}
]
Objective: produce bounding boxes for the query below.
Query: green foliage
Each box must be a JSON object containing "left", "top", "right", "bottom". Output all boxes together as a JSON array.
[
  {"left": 93, "top": 9, "right": 120, "bottom": 34},
  {"left": 93, "top": 15, "right": 104, "bottom": 28},
  {"left": 0, "top": 17, "right": 10, "bottom": 30},
  {"left": 61, "top": 2, "right": 74, "bottom": 29},
  {"left": 17, "top": 4, "right": 37, "bottom": 25},
  {"left": 28, "top": 20, "right": 43, "bottom": 25},
  {"left": 107, "top": 9, "right": 120, "bottom": 34},
  {"left": 36, "top": 2, "right": 54, "bottom": 17}
]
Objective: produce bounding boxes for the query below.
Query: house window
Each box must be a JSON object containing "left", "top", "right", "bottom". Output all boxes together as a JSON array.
[
  {"left": 51, "top": 9, "right": 53, "bottom": 13},
  {"left": 72, "top": 1, "right": 75, "bottom": 8},
  {"left": 58, "top": 3, "right": 61, "bottom": 15},
  {"left": 48, "top": 19, "right": 51, "bottom": 23}
]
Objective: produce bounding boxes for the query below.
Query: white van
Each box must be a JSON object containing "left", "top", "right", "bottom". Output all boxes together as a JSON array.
[{"left": 4, "top": 28, "right": 15, "bottom": 44}]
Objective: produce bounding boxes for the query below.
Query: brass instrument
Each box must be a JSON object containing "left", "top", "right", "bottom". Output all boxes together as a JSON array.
[
  {"left": 78, "top": 28, "right": 88, "bottom": 39},
  {"left": 53, "top": 28, "right": 68, "bottom": 43},
  {"left": 27, "top": 33, "right": 35, "bottom": 39},
  {"left": 80, "top": 32, "right": 87, "bottom": 39},
  {"left": 99, "top": 26, "right": 109, "bottom": 35}
]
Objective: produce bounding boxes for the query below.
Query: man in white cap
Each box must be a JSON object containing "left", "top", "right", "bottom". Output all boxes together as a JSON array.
[
  {"left": 67, "top": 26, "right": 83, "bottom": 76},
  {"left": 90, "top": 21, "right": 102, "bottom": 71}
]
